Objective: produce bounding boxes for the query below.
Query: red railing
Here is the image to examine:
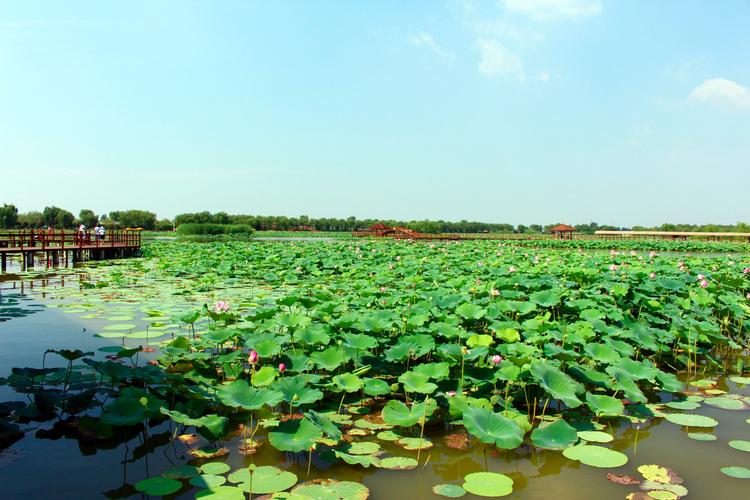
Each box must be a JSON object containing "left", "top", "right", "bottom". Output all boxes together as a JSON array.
[{"left": 0, "top": 229, "right": 142, "bottom": 251}]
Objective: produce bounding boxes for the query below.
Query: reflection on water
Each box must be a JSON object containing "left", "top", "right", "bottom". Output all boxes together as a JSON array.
[{"left": 0, "top": 269, "right": 749, "bottom": 499}]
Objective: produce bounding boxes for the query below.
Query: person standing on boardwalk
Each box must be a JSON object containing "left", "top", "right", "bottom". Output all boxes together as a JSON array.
[
  {"left": 78, "top": 223, "right": 86, "bottom": 243},
  {"left": 99, "top": 224, "right": 106, "bottom": 241}
]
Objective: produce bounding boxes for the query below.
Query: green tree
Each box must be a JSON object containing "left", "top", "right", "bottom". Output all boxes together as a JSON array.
[
  {"left": 42, "top": 206, "right": 75, "bottom": 228},
  {"left": 0, "top": 203, "right": 19, "bottom": 228},
  {"left": 109, "top": 210, "right": 157, "bottom": 229},
  {"left": 78, "top": 209, "right": 99, "bottom": 228},
  {"left": 18, "top": 211, "right": 44, "bottom": 228}
]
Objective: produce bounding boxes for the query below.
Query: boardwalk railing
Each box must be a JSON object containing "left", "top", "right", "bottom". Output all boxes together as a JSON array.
[{"left": 0, "top": 229, "right": 142, "bottom": 251}]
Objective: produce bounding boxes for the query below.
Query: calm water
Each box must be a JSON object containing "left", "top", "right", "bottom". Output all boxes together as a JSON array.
[{"left": 1, "top": 265, "right": 749, "bottom": 499}]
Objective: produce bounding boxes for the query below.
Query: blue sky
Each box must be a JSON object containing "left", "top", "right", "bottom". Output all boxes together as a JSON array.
[{"left": 1, "top": 0, "right": 749, "bottom": 226}]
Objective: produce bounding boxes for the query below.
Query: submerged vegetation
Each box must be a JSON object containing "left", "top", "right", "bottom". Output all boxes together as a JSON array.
[{"left": 1, "top": 239, "right": 750, "bottom": 497}]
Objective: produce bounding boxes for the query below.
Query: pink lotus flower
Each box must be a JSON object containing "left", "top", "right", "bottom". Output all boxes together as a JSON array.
[
  {"left": 446, "top": 391, "right": 457, "bottom": 397},
  {"left": 747, "top": 292, "right": 750, "bottom": 300},
  {"left": 744, "top": 268, "right": 749, "bottom": 275},
  {"left": 609, "top": 264, "right": 618, "bottom": 271},
  {"left": 379, "top": 286, "right": 387, "bottom": 293},
  {"left": 278, "top": 363, "right": 286, "bottom": 373},
  {"left": 395, "top": 256, "right": 401, "bottom": 261},
  {"left": 213, "top": 301, "right": 230, "bottom": 313},
  {"left": 697, "top": 274, "right": 705, "bottom": 280},
  {"left": 699, "top": 279, "right": 708, "bottom": 288},
  {"left": 649, "top": 251, "right": 656, "bottom": 258},
  {"left": 248, "top": 350, "right": 258, "bottom": 365},
  {"left": 649, "top": 272, "right": 656, "bottom": 279},
  {"left": 491, "top": 354, "right": 502, "bottom": 365},
  {"left": 508, "top": 266, "right": 517, "bottom": 273},
  {"left": 490, "top": 289, "right": 500, "bottom": 297}
]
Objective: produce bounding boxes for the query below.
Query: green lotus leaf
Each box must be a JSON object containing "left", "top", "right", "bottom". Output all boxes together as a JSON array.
[
  {"left": 665, "top": 400, "right": 701, "bottom": 410},
  {"left": 200, "top": 462, "right": 231, "bottom": 475},
  {"left": 290, "top": 479, "right": 369, "bottom": 499},
  {"left": 381, "top": 399, "right": 437, "bottom": 427},
  {"left": 462, "top": 472, "right": 513, "bottom": 497},
  {"left": 606, "top": 367, "right": 647, "bottom": 404},
  {"left": 720, "top": 466, "right": 750, "bottom": 479},
  {"left": 134, "top": 477, "right": 182, "bottom": 496},
  {"left": 462, "top": 407, "right": 524, "bottom": 450},
  {"left": 531, "top": 418, "right": 579, "bottom": 450},
  {"left": 190, "top": 474, "right": 227, "bottom": 488},
  {"left": 433, "top": 484, "right": 466, "bottom": 498},
  {"left": 268, "top": 418, "right": 323, "bottom": 452},
  {"left": 729, "top": 376, "right": 750, "bottom": 385},
  {"left": 530, "top": 362, "right": 583, "bottom": 408},
  {"left": 304, "top": 410, "right": 343, "bottom": 441},
  {"left": 342, "top": 333, "right": 378, "bottom": 350},
  {"left": 729, "top": 440, "right": 750, "bottom": 452},
  {"left": 333, "top": 373, "right": 364, "bottom": 393},
  {"left": 195, "top": 486, "right": 245, "bottom": 499},
  {"left": 584, "top": 343, "right": 620, "bottom": 364},
  {"left": 396, "top": 437, "right": 433, "bottom": 450},
  {"left": 251, "top": 366, "right": 277, "bottom": 387},
  {"left": 664, "top": 413, "right": 718, "bottom": 428},
  {"left": 310, "top": 346, "right": 346, "bottom": 371},
  {"left": 398, "top": 371, "right": 437, "bottom": 394},
  {"left": 274, "top": 376, "right": 324, "bottom": 407},
  {"left": 455, "top": 303, "right": 486, "bottom": 320},
  {"left": 162, "top": 465, "right": 200, "bottom": 479},
  {"left": 216, "top": 380, "right": 283, "bottom": 411},
  {"left": 562, "top": 444, "right": 628, "bottom": 468},
  {"left": 585, "top": 392, "right": 624, "bottom": 417},
  {"left": 576, "top": 431, "right": 614, "bottom": 443},
  {"left": 529, "top": 290, "right": 561, "bottom": 307},
  {"left": 160, "top": 408, "right": 228, "bottom": 439},
  {"left": 362, "top": 377, "right": 391, "bottom": 396},
  {"left": 344, "top": 441, "right": 380, "bottom": 455},
  {"left": 379, "top": 456, "right": 417, "bottom": 470},
  {"left": 236, "top": 465, "right": 298, "bottom": 494},
  {"left": 413, "top": 362, "right": 450, "bottom": 380},
  {"left": 704, "top": 396, "right": 747, "bottom": 410},
  {"left": 687, "top": 432, "right": 716, "bottom": 441}
]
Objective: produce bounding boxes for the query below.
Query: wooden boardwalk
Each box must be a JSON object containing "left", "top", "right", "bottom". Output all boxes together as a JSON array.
[{"left": 0, "top": 229, "right": 142, "bottom": 272}]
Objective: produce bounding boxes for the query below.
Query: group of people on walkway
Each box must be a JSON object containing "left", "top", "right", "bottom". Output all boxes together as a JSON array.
[{"left": 77, "top": 224, "right": 106, "bottom": 242}]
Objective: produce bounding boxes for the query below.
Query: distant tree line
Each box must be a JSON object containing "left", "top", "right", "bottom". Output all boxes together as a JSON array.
[
  {"left": 0, "top": 203, "right": 165, "bottom": 230},
  {"left": 1, "top": 203, "right": 748, "bottom": 234}
]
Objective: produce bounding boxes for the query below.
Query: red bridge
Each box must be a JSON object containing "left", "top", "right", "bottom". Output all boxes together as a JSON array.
[{"left": 0, "top": 229, "right": 142, "bottom": 273}]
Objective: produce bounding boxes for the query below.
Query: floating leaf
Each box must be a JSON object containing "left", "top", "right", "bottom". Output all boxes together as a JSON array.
[
  {"left": 577, "top": 431, "right": 613, "bottom": 443},
  {"left": 720, "top": 466, "right": 750, "bottom": 479},
  {"left": 379, "top": 456, "right": 417, "bottom": 470},
  {"left": 728, "top": 440, "right": 750, "bottom": 452},
  {"left": 664, "top": 413, "right": 718, "bottom": 428},
  {"left": 201, "top": 462, "right": 231, "bottom": 475},
  {"left": 462, "top": 472, "right": 513, "bottom": 497},
  {"left": 268, "top": 419, "right": 323, "bottom": 452},
  {"left": 290, "top": 479, "right": 369, "bottom": 499},
  {"left": 433, "top": 484, "right": 467, "bottom": 498},
  {"left": 563, "top": 445, "right": 628, "bottom": 468},
  {"left": 687, "top": 432, "right": 716, "bottom": 441},
  {"left": 134, "top": 477, "right": 182, "bottom": 496}
]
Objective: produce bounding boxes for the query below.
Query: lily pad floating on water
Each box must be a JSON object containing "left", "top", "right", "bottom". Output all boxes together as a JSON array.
[
  {"left": 234, "top": 465, "right": 298, "bottom": 494},
  {"left": 664, "top": 413, "right": 718, "bottom": 428},
  {"left": 102, "top": 323, "right": 138, "bottom": 331},
  {"left": 376, "top": 430, "right": 401, "bottom": 441},
  {"left": 687, "top": 432, "right": 717, "bottom": 441},
  {"left": 462, "top": 472, "right": 513, "bottom": 497},
  {"left": 433, "top": 483, "right": 467, "bottom": 498},
  {"left": 720, "top": 466, "right": 750, "bottom": 479},
  {"left": 577, "top": 430, "right": 614, "bottom": 443},
  {"left": 664, "top": 400, "right": 701, "bottom": 411},
  {"left": 728, "top": 440, "right": 750, "bottom": 452},
  {"left": 703, "top": 396, "right": 748, "bottom": 410},
  {"left": 195, "top": 485, "right": 245, "bottom": 499},
  {"left": 200, "top": 462, "right": 231, "bottom": 475},
  {"left": 728, "top": 376, "right": 750, "bottom": 385},
  {"left": 345, "top": 441, "right": 381, "bottom": 455},
  {"left": 563, "top": 444, "right": 628, "bottom": 468},
  {"left": 286, "top": 479, "right": 369, "bottom": 499},
  {"left": 134, "top": 476, "right": 183, "bottom": 496},
  {"left": 396, "top": 437, "right": 433, "bottom": 450},
  {"left": 378, "top": 456, "right": 418, "bottom": 470},
  {"left": 190, "top": 474, "right": 227, "bottom": 488},
  {"left": 162, "top": 464, "right": 200, "bottom": 479}
]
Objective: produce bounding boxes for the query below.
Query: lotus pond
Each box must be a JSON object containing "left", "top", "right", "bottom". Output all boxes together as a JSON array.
[{"left": 1, "top": 240, "right": 750, "bottom": 499}]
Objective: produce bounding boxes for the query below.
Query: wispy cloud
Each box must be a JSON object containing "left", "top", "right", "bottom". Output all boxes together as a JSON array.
[
  {"left": 689, "top": 78, "right": 750, "bottom": 111},
  {"left": 475, "top": 38, "right": 523, "bottom": 80},
  {"left": 408, "top": 32, "right": 456, "bottom": 63},
  {"left": 502, "top": 0, "right": 602, "bottom": 21}
]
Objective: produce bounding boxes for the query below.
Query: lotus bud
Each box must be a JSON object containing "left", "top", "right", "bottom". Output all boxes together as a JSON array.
[
  {"left": 248, "top": 350, "right": 258, "bottom": 365},
  {"left": 278, "top": 363, "right": 286, "bottom": 373},
  {"left": 491, "top": 354, "right": 502, "bottom": 365}
]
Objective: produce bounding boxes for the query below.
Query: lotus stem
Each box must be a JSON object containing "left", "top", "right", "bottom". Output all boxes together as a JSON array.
[
  {"left": 307, "top": 448, "right": 312, "bottom": 476},
  {"left": 337, "top": 392, "right": 346, "bottom": 414},
  {"left": 417, "top": 395, "right": 429, "bottom": 463}
]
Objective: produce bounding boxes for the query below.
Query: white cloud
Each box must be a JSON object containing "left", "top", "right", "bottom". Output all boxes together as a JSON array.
[
  {"left": 538, "top": 70, "right": 550, "bottom": 82},
  {"left": 502, "top": 0, "right": 602, "bottom": 21},
  {"left": 689, "top": 78, "right": 750, "bottom": 111},
  {"left": 474, "top": 38, "right": 523, "bottom": 80},
  {"left": 408, "top": 32, "right": 456, "bottom": 63}
]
